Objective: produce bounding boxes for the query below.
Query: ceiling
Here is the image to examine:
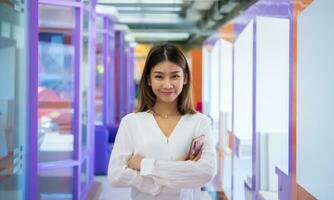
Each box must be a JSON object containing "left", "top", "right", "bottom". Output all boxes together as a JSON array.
[{"left": 97, "top": 0, "right": 257, "bottom": 46}]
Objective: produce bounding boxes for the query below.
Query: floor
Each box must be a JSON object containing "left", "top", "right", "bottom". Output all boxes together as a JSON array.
[
  {"left": 94, "top": 175, "right": 213, "bottom": 200},
  {"left": 95, "top": 176, "right": 131, "bottom": 200}
]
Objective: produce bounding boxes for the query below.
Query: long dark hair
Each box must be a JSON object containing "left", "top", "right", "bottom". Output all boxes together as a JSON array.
[{"left": 136, "top": 43, "right": 196, "bottom": 115}]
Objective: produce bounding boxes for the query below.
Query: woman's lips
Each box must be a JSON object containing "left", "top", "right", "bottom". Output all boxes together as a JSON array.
[{"left": 160, "top": 91, "right": 174, "bottom": 96}]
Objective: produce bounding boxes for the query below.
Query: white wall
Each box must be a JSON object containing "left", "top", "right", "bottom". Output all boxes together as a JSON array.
[
  {"left": 297, "top": 0, "right": 334, "bottom": 199},
  {"left": 256, "top": 16, "right": 289, "bottom": 134},
  {"left": 210, "top": 41, "right": 221, "bottom": 144},
  {"left": 220, "top": 39, "right": 233, "bottom": 113},
  {"left": 233, "top": 20, "right": 254, "bottom": 200},
  {"left": 256, "top": 16, "right": 290, "bottom": 176},
  {"left": 233, "top": 20, "right": 253, "bottom": 140}
]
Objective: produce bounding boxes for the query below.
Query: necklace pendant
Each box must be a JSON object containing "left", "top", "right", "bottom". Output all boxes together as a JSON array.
[{"left": 163, "top": 114, "right": 168, "bottom": 119}]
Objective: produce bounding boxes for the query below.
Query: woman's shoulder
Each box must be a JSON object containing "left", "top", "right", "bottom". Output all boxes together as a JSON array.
[
  {"left": 121, "top": 111, "right": 149, "bottom": 122},
  {"left": 185, "top": 112, "right": 212, "bottom": 124}
]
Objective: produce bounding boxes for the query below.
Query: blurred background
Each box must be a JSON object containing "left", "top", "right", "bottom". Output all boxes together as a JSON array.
[{"left": 0, "top": 0, "right": 333, "bottom": 199}]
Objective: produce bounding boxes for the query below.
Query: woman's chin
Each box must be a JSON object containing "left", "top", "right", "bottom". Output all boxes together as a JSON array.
[{"left": 157, "top": 96, "right": 178, "bottom": 104}]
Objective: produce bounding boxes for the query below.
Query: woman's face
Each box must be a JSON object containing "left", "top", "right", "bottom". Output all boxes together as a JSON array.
[{"left": 149, "top": 61, "right": 186, "bottom": 104}]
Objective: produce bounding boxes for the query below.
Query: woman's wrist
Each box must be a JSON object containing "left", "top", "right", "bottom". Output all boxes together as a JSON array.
[{"left": 128, "top": 154, "right": 144, "bottom": 171}]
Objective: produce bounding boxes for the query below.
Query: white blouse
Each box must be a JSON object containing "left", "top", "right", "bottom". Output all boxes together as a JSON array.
[{"left": 107, "top": 111, "right": 216, "bottom": 200}]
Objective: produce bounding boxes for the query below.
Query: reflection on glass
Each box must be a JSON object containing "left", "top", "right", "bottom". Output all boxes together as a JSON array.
[
  {"left": 38, "top": 41, "right": 75, "bottom": 163},
  {"left": 38, "top": 167, "right": 73, "bottom": 200},
  {"left": 39, "top": 4, "right": 75, "bottom": 29},
  {"left": 95, "top": 33, "right": 104, "bottom": 125},
  {"left": 38, "top": 4, "right": 76, "bottom": 163},
  {"left": 81, "top": 9, "right": 90, "bottom": 151},
  {"left": 80, "top": 160, "right": 88, "bottom": 193},
  {"left": 0, "top": 1, "right": 27, "bottom": 199}
]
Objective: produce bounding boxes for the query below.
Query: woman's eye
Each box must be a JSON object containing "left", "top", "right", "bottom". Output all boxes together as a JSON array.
[
  {"left": 172, "top": 75, "right": 180, "bottom": 79},
  {"left": 155, "top": 76, "right": 162, "bottom": 79}
]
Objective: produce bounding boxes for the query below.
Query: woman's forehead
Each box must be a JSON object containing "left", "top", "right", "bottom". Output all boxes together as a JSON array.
[{"left": 151, "top": 61, "right": 183, "bottom": 72}]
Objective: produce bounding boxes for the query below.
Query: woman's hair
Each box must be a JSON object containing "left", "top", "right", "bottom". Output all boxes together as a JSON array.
[{"left": 136, "top": 43, "right": 196, "bottom": 115}]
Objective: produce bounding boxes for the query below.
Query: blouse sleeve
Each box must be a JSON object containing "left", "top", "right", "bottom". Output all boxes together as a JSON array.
[
  {"left": 107, "top": 118, "right": 162, "bottom": 195},
  {"left": 140, "top": 117, "right": 217, "bottom": 189}
]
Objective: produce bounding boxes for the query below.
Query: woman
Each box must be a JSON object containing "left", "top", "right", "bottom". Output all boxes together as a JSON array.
[{"left": 108, "top": 43, "right": 216, "bottom": 200}]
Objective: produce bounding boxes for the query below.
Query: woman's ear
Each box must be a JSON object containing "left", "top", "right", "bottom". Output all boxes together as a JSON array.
[{"left": 183, "top": 74, "right": 188, "bottom": 85}]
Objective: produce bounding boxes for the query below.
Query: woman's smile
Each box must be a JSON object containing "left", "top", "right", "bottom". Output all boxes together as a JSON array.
[{"left": 160, "top": 91, "right": 175, "bottom": 96}]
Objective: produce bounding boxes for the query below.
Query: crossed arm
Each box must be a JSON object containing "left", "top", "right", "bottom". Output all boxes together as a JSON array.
[{"left": 107, "top": 119, "right": 216, "bottom": 195}]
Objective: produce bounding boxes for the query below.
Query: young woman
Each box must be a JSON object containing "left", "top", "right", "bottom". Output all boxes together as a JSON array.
[{"left": 108, "top": 44, "right": 216, "bottom": 200}]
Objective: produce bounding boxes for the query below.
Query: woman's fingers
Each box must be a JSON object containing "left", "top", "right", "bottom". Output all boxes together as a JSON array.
[
  {"left": 177, "top": 154, "right": 187, "bottom": 161},
  {"left": 127, "top": 153, "right": 144, "bottom": 171},
  {"left": 192, "top": 149, "right": 203, "bottom": 161}
]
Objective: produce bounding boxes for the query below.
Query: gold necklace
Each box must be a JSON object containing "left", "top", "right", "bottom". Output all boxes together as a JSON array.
[{"left": 151, "top": 109, "right": 175, "bottom": 119}]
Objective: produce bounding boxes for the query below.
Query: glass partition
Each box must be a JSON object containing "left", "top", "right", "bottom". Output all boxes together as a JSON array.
[
  {"left": 38, "top": 4, "right": 76, "bottom": 163},
  {"left": 108, "top": 22, "right": 116, "bottom": 125},
  {"left": 80, "top": 160, "right": 88, "bottom": 196},
  {"left": 210, "top": 40, "right": 220, "bottom": 142},
  {"left": 233, "top": 19, "right": 253, "bottom": 200},
  {"left": 95, "top": 16, "right": 104, "bottom": 125},
  {"left": 81, "top": 0, "right": 95, "bottom": 156},
  {"left": 38, "top": 167, "right": 74, "bottom": 200},
  {"left": 0, "top": 1, "right": 28, "bottom": 199},
  {"left": 80, "top": 0, "right": 95, "bottom": 195},
  {"left": 115, "top": 30, "right": 125, "bottom": 123},
  {"left": 37, "top": 1, "right": 82, "bottom": 199},
  {"left": 95, "top": 15, "right": 115, "bottom": 126},
  {"left": 218, "top": 39, "right": 233, "bottom": 198},
  {"left": 201, "top": 47, "right": 211, "bottom": 115},
  {"left": 255, "top": 16, "right": 290, "bottom": 199},
  {"left": 297, "top": 0, "right": 334, "bottom": 199}
]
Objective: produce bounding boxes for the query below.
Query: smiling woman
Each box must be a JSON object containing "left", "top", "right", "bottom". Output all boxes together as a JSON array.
[
  {"left": 149, "top": 61, "right": 185, "bottom": 105},
  {"left": 107, "top": 43, "right": 216, "bottom": 200}
]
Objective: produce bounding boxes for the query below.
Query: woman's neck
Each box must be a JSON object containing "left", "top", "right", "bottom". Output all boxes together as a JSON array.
[{"left": 153, "top": 101, "right": 179, "bottom": 116}]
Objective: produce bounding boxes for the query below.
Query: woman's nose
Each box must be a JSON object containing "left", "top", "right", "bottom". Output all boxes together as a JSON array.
[{"left": 163, "top": 80, "right": 172, "bottom": 89}]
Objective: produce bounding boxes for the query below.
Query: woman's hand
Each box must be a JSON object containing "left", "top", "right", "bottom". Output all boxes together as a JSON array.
[
  {"left": 177, "top": 148, "right": 203, "bottom": 161},
  {"left": 128, "top": 153, "right": 144, "bottom": 171},
  {"left": 190, "top": 149, "right": 203, "bottom": 161}
]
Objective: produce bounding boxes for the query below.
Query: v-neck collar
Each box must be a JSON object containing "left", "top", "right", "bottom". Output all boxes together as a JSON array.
[{"left": 146, "top": 111, "right": 184, "bottom": 141}]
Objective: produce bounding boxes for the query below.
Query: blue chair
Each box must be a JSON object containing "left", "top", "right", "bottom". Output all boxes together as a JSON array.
[{"left": 94, "top": 124, "right": 119, "bottom": 175}]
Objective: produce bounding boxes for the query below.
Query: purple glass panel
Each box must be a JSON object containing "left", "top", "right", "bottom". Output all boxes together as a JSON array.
[
  {"left": 95, "top": 15, "right": 104, "bottom": 126},
  {"left": 109, "top": 21, "right": 116, "bottom": 125},
  {"left": 276, "top": 167, "right": 291, "bottom": 200},
  {"left": 95, "top": 14, "right": 116, "bottom": 127},
  {"left": 88, "top": 0, "right": 97, "bottom": 190},
  {"left": 73, "top": 2, "right": 83, "bottom": 199},
  {"left": 28, "top": 0, "right": 38, "bottom": 199},
  {"left": 115, "top": 30, "right": 125, "bottom": 123},
  {"left": 102, "top": 16, "right": 110, "bottom": 125}
]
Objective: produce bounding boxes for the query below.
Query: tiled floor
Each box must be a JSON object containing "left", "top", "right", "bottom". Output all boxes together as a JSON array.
[{"left": 94, "top": 175, "right": 212, "bottom": 200}]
